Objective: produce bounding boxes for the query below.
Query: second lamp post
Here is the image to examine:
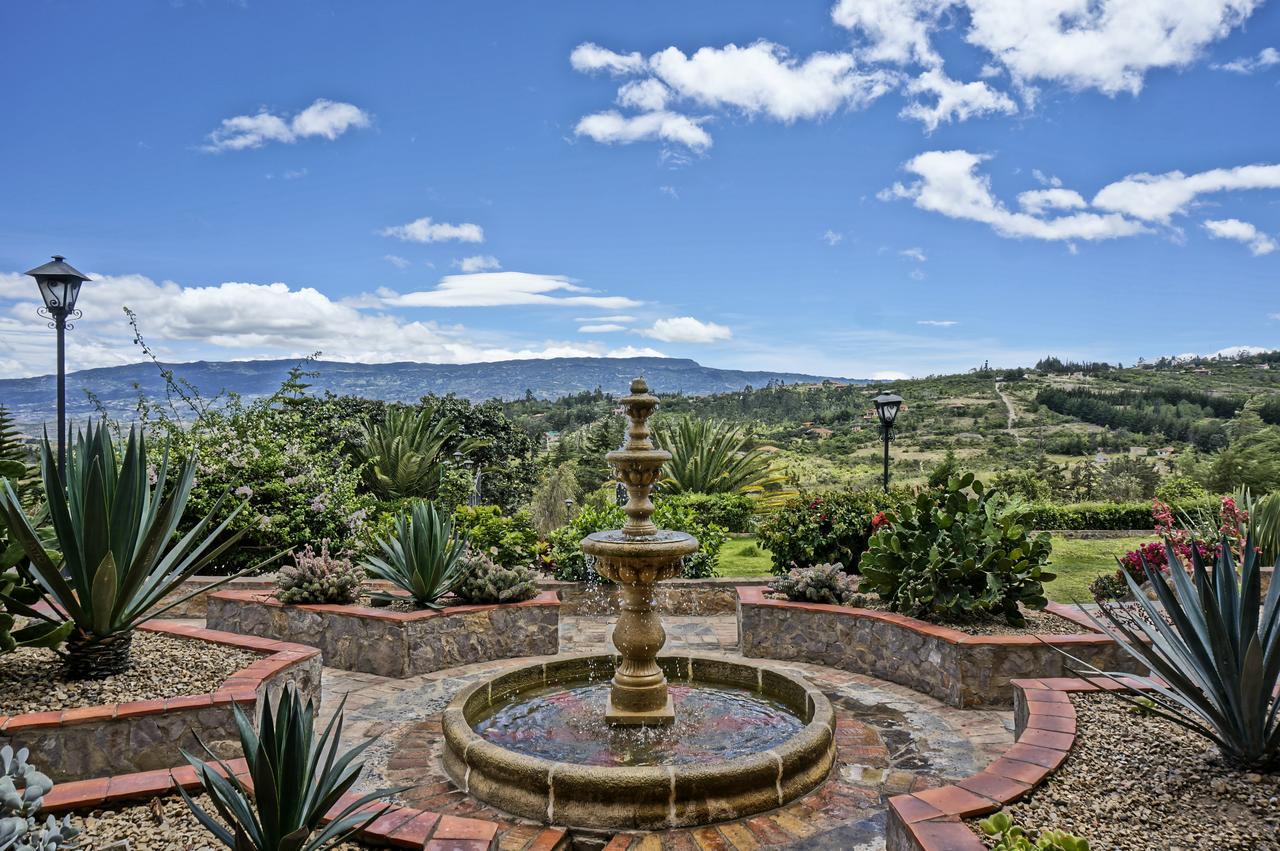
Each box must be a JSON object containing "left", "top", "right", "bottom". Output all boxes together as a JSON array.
[{"left": 872, "top": 391, "right": 903, "bottom": 493}]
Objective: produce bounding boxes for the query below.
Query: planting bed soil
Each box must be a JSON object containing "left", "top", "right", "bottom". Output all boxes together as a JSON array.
[
  {"left": 976, "top": 692, "right": 1280, "bottom": 850},
  {"left": 77, "top": 795, "right": 368, "bottom": 850},
  {"left": 0, "top": 631, "right": 259, "bottom": 715}
]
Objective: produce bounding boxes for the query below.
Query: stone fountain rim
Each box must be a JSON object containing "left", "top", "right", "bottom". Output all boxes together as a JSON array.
[
  {"left": 580, "top": 528, "right": 700, "bottom": 560},
  {"left": 440, "top": 652, "right": 836, "bottom": 829}
]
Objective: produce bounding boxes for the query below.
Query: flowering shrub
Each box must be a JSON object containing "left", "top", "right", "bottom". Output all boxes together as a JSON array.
[
  {"left": 769, "top": 563, "right": 866, "bottom": 607},
  {"left": 757, "top": 489, "right": 910, "bottom": 575},
  {"left": 452, "top": 505, "right": 540, "bottom": 568}
]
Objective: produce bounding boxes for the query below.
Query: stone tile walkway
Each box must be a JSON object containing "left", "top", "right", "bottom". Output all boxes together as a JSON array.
[{"left": 305, "top": 615, "right": 1013, "bottom": 850}]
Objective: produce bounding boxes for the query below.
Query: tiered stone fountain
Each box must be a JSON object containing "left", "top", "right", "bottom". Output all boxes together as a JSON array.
[{"left": 442, "top": 378, "right": 835, "bottom": 830}]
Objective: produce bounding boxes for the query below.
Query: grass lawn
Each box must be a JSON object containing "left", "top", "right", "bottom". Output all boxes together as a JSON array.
[
  {"left": 1045, "top": 535, "right": 1152, "bottom": 603},
  {"left": 718, "top": 536, "right": 775, "bottom": 578}
]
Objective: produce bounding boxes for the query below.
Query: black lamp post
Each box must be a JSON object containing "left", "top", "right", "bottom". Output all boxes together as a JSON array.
[
  {"left": 872, "top": 391, "right": 904, "bottom": 493},
  {"left": 25, "top": 256, "right": 90, "bottom": 481}
]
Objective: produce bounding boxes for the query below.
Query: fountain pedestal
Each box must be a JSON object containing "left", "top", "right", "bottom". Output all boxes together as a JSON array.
[{"left": 581, "top": 378, "right": 697, "bottom": 726}]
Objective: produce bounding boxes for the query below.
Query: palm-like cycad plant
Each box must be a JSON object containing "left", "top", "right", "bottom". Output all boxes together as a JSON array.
[
  {"left": 658, "top": 417, "right": 788, "bottom": 497},
  {"left": 1078, "top": 532, "right": 1280, "bottom": 768},
  {"left": 362, "top": 500, "right": 468, "bottom": 608},
  {"left": 0, "top": 422, "right": 256, "bottom": 678},
  {"left": 178, "top": 683, "right": 402, "bottom": 851},
  {"left": 356, "top": 406, "right": 483, "bottom": 500}
]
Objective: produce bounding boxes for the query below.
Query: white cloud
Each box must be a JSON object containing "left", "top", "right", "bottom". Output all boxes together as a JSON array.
[
  {"left": 1092, "top": 163, "right": 1280, "bottom": 222},
  {"left": 1018, "top": 188, "right": 1088, "bottom": 215},
  {"left": 385, "top": 272, "right": 642, "bottom": 310},
  {"left": 1203, "top": 218, "right": 1278, "bottom": 255},
  {"left": 823, "top": 230, "right": 845, "bottom": 246},
  {"left": 383, "top": 254, "right": 411, "bottom": 269},
  {"left": 618, "top": 79, "right": 671, "bottom": 111},
  {"left": 380, "top": 217, "right": 485, "bottom": 243},
  {"left": 899, "top": 69, "right": 1016, "bottom": 131},
  {"left": 900, "top": 246, "right": 927, "bottom": 262},
  {"left": 1212, "top": 46, "right": 1280, "bottom": 73},
  {"left": 570, "top": 43, "right": 647, "bottom": 75},
  {"left": 456, "top": 255, "right": 502, "bottom": 273},
  {"left": 578, "top": 323, "right": 627, "bottom": 333},
  {"left": 833, "top": 0, "right": 1263, "bottom": 96},
  {"left": 641, "top": 316, "right": 732, "bottom": 343},
  {"left": 574, "top": 111, "right": 712, "bottom": 150},
  {"left": 871, "top": 370, "right": 911, "bottom": 380},
  {"left": 574, "top": 314, "right": 636, "bottom": 323},
  {"left": 607, "top": 346, "right": 668, "bottom": 358},
  {"left": 0, "top": 271, "right": 649, "bottom": 378},
  {"left": 884, "top": 150, "right": 1149, "bottom": 241},
  {"left": 203, "top": 98, "right": 371, "bottom": 153},
  {"left": 658, "top": 185, "right": 679, "bottom": 199},
  {"left": 1032, "top": 169, "right": 1062, "bottom": 187},
  {"left": 909, "top": 268, "right": 926, "bottom": 281},
  {"left": 646, "top": 41, "right": 898, "bottom": 123},
  {"left": 917, "top": 319, "right": 957, "bottom": 326}
]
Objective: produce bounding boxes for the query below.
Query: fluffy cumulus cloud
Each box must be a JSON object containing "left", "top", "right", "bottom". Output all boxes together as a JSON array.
[
  {"left": 384, "top": 272, "right": 642, "bottom": 310},
  {"left": 0, "top": 271, "right": 661, "bottom": 378},
  {"left": 882, "top": 150, "right": 1148, "bottom": 241},
  {"left": 380, "top": 217, "right": 485, "bottom": 243},
  {"left": 899, "top": 69, "right": 1016, "bottom": 131},
  {"left": 203, "top": 99, "right": 371, "bottom": 152},
  {"left": 578, "top": 323, "right": 627, "bottom": 333},
  {"left": 832, "top": 0, "right": 1262, "bottom": 95},
  {"left": 1203, "top": 218, "right": 1278, "bottom": 255},
  {"left": 456, "top": 255, "right": 502, "bottom": 273},
  {"left": 641, "top": 316, "right": 732, "bottom": 343},
  {"left": 884, "top": 149, "right": 1280, "bottom": 246},
  {"left": 1211, "top": 46, "right": 1280, "bottom": 73},
  {"left": 570, "top": 43, "right": 647, "bottom": 75},
  {"left": 574, "top": 111, "right": 712, "bottom": 150}
]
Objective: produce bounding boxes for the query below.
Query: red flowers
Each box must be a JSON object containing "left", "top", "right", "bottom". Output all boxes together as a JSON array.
[{"left": 871, "top": 511, "right": 889, "bottom": 532}]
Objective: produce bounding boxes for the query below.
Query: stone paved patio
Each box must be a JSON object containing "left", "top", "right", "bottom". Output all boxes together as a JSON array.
[{"left": 297, "top": 615, "right": 1013, "bottom": 850}]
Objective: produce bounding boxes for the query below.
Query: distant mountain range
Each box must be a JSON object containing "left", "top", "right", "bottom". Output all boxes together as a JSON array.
[{"left": 0, "top": 357, "right": 859, "bottom": 431}]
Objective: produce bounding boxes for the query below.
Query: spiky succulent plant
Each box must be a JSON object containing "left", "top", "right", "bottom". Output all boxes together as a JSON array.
[
  {"left": 452, "top": 549, "right": 540, "bottom": 605},
  {"left": 0, "top": 745, "right": 79, "bottom": 851},
  {"left": 275, "top": 541, "right": 363, "bottom": 605},
  {"left": 362, "top": 499, "right": 468, "bottom": 608}
]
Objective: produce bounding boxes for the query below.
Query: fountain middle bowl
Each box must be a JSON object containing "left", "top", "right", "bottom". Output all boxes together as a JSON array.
[{"left": 441, "top": 653, "right": 836, "bottom": 830}]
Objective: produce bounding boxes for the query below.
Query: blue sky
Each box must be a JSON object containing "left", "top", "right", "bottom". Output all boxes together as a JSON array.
[{"left": 1, "top": 0, "right": 1278, "bottom": 381}]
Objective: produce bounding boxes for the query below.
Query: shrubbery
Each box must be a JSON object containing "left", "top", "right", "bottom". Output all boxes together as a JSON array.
[
  {"left": 860, "top": 473, "right": 1054, "bottom": 626},
  {"left": 452, "top": 505, "right": 540, "bottom": 568},
  {"left": 757, "top": 489, "right": 910, "bottom": 575},
  {"left": 657, "top": 492, "right": 755, "bottom": 532},
  {"left": 1021, "top": 498, "right": 1219, "bottom": 531}
]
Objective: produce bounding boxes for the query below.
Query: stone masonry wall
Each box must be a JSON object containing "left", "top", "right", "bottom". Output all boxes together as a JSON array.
[{"left": 207, "top": 590, "right": 560, "bottom": 677}]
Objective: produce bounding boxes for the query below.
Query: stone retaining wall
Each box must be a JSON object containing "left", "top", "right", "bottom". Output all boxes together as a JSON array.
[
  {"left": 206, "top": 589, "right": 560, "bottom": 678},
  {"left": 548, "top": 577, "right": 770, "bottom": 616},
  {"left": 3, "top": 621, "right": 321, "bottom": 782},
  {"left": 737, "top": 587, "right": 1140, "bottom": 708}
]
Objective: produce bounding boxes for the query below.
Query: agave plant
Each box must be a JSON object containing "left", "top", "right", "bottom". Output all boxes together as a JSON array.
[
  {"left": 0, "top": 422, "right": 258, "bottom": 678},
  {"left": 178, "top": 683, "right": 402, "bottom": 851},
  {"left": 657, "top": 417, "right": 788, "bottom": 497},
  {"left": 356, "top": 406, "right": 484, "bottom": 500},
  {"left": 362, "top": 499, "right": 468, "bottom": 607},
  {"left": 1076, "top": 531, "right": 1280, "bottom": 768}
]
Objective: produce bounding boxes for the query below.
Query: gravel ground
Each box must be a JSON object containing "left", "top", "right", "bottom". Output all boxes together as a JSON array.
[
  {"left": 0, "top": 631, "right": 260, "bottom": 715},
  {"left": 977, "top": 693, "right": 1280, "bottom": 850},
  {"left": 77, "top": 794, "right": 370, "bottom": 850}
]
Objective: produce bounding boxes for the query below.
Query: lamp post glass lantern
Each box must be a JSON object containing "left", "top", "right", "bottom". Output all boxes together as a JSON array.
[
  {"left": 872, "top": 391, "right": 903, "bottom": 493},
  {"left": 24, "top": 256, "right": 90, "bottom": 481}
]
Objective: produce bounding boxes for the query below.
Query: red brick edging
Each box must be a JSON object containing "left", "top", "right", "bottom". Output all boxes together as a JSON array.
[
  {"left": 885, "top": 676, "right": 1146, "bottom": 851},
  {"left": 41, "top": 759, "right": 567, "bottom": 851},
  {"left": 208, "top": 587, "right": 560, "bottom": 623},
  {"left": 1, "top": 621, "right": 322, "bottom": 782}
]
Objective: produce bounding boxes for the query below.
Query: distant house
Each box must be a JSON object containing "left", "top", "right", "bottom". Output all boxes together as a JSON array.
[
  {"left": 1095, "top": 451, "right": 1109, "bottom": 464},
  {"left": 1193, "top": 368, "right": 1211, "bottom": 375},
  {"left": 1128, "top": 446, "right": 1149, "bottom": 458},
  {"left": 1153, "top": 446, "right": 1176, "bottom": 458},
  {"left": 804, "top": 427, "right": 835, "bottom": 439}
]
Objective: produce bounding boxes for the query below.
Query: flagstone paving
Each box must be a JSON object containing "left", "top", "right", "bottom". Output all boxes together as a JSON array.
[{"left": 299, "top": 615, "right": 1014, "bottom": 850}]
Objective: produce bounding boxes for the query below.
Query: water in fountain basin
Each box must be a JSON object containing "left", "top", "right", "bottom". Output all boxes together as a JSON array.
[{"left": 472, "top": 681, "right": 803, "bottom": 766}]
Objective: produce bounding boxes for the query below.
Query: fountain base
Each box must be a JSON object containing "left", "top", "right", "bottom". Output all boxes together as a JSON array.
[
  {"left": 605, "top": 692, "right": 674, "bottom": 726},
  {"left": 442, "top": 653, "right": 835, "bottom": 830}
]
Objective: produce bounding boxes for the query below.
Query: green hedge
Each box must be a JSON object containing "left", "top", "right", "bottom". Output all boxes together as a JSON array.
[
  {"left": 656, "top": 492, "right": 755, "bottom": 533},
  {"left": 1023, "top": 498, "right": 1219, "bottom": 530},
  {"left": 757, "top": 489, "right": 911, "bottom": 575}
]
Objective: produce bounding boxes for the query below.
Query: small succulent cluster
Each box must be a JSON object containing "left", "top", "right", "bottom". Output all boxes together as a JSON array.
[
  {"left": 978, "top": 811, "right": 1089, "bottom": 850},
  {"left": 452, "top": 550, "right": 541, "bottom": 605},
  {"left": 276, "top": 540, "right": 364, "bottom": 605},
  {"left": 768, "top": 563, "right": 866, "bottom": 607},
  {"left": 0, "top": 746, "right": 79, "bottom": 851}
]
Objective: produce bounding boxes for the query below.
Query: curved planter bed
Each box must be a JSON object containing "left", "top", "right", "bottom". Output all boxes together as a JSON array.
[
  {"left": 206, "top": 589, "right": 561, "bottom": 678},
  {"left": 41, "top": 759, "right": 568, "bottom": 850},
  {"left": 885, "top": 676, "right": 1135, "bottom": 851},
  {"left": 737, "top": 586, "right": 1140, "bottom": 708},
  {"left": 1, "top": 621, "right": 321, "bottom": 783}
]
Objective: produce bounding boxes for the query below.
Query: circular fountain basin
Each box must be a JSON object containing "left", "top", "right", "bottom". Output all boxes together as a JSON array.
[{"left": 441, "top": 653, "right": 835, "bottom": 830}]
